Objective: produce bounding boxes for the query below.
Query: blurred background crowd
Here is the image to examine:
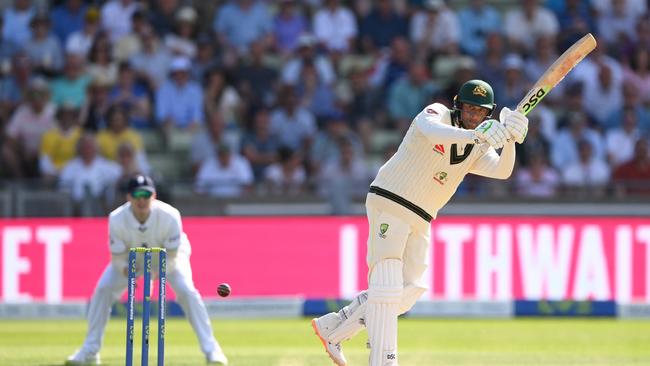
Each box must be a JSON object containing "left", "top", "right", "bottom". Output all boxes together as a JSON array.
[{"left": 1, "top": 0, "right": 649, "bottom": 216}]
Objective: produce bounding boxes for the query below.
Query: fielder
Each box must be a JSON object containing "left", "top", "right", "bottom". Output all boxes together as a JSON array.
[
  {"left": 66, "top": 175, "right": 228, "bottom": 365},
  {"left": 312, "top": 80, "right": 528, "bottom": 366}
]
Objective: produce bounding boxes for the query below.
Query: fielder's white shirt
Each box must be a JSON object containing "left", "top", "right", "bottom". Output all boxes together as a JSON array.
[
  {"left": 108, "top": 199, "right": 191, "bottom": 256},
  {"left": 372, "top": 103, "right": 511, "bottom": 219}
]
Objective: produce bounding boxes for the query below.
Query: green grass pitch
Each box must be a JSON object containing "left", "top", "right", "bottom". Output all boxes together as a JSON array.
[{"left": 1, "top": 318, "right": 649, "bottom": 365}]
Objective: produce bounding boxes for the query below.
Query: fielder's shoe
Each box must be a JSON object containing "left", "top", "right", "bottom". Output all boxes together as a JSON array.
[
  {"left": 312, "top": 315, "right": 347, "bottom": 366},
  {"left": 65, "top": 349, "right": 100, "bottom": 365},
  {"left": 206, "top": 349, "right": 228, "bottom": 365}
]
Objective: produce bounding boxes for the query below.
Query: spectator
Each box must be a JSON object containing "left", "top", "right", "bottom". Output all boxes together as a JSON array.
[
  {"left": 39, "top": 103, "right": 83, "bottom": 181},
  {"left": 368, "top": 36, "right": 411, "bottom": 91},
  {"left": 192, "top": 34, "right": 221, "bottom": 83},
  {"left": 129, "top": 25, "right": 172, "bottom": 89},
  {"left": 263, "top": 146, "right": 306, "bottom": 195},
  {"left": 606, "top": 107, "right": 641, "bottom": 167},
  {"left": 583, "top": 62, "right": 624, "bottom": 128},
  {"left": 503, "top": 0, "right": 559, "bottom": 55},
  {"left": 189, "top": 112, "right": 240, "bottom": 175},
  {"left": 281, "top": 34, "right": 336, "bottom": 86},
  {"left": 86, "top": 33, "right": 118, "bottom": 85},
  {"left": 360, "top": 0, "right": 408, "bottom": 52},
  {"left": 65, "top": 7, "right": 101, "bottom": 57},
  {"left": 269, "top": 84, "right": 317, "bottom": 153},
  {"left": 318, "top": 137, "right": 370, "bottom": 214},
  {"left": 112, "top": 9, "right": 148, "bottom": 62},
  {"left": 624, "top": 46, "right": 650, "bottom": 105},
  {"left": 101, "top": 0, "right": 139, "bottom": 43},
  {"left": 109, "top": 62, "right": 151, "bottom": 129},
  {"left": 555, "top": 0, "right": 596, "bottom": 51},
  {"left": 50, "top": 0, "right": 86, "bottom": 44},
  {"left": 0, "top": 54, "right": 34, "bottom": 114},
  {"left": 595, "top": 0, "right": 644, "bottom": 48},
  {"left": 50, "top": 53, "right": 91, "bottom": 108},
  {"left": 81, "top": 77, "right": 113, "bottom": 131},
  {"left": 496, "top": 54, "right": 529, "bottom": 109},
  {"left": 409, "top": 0, "right": 460, "bottom": 58},
  {"left": 113, "top": 141, "right": 147, "bottom": 199},
  {"left": 235, "top": 39, "right": 278, "bottom": 108},
  {"left": 24, "top": 12, "right": 64, "bottom": 74},
  {"left": 476, "top": 32, "right": 506, "bottom": 97},
  {"left": 96, "top": 105, "right": 150, "bottom": 174},
  {"left": 613, "top": 138, "right": 650, "bottom": 195},
  {"left": 149, "top": 0, "right": 180, "bottom": 37},
  {"left": 58, "top": 133, "right": 122, "bottom": 215},
  {"left": 2, "top": 78, "right": 56, "bottom": 178},
  {"left": 1, "top": 0, "right": 34, "bottom": 45},
  {"left": 204, "top": 67, "right": 242, "bottom": 128},
  {"left": 551, "top": 111, "right": 605, "bottom": 169},
  {"left": 457, "top": 0, "right": 502, "bottom": 57},
  {"left": 311, "top": 112, "right": 364, "bottom": 174},
  {"left": 562, "top": 139, "right": 610, "bottom": 192},
  {"left": 515, "top": 112, "right": 551, "bottom": 167},
  {"left": 295, "top": 61, "right": 339, "bottom": 122},
  {"left": 336, "top": 65, "right": 380, "bottom": 150},
  {"left": 195, "top": 144, "right": 254, "bottom": 197},
  {"left": 240, "top": 107, "right": 279, "bottom": 182},
  {"left": 387, "top": 62, "right": 436, "bottom": 131},
  {"left": 515, "top": 155, "right": 560, "bottom": 197},
  {"left": 213, "top": 0, "right": 273, "bottom": 55},
  {"left": 0, "top": 13, "right": 21, "bottom": 63},
  {"left": 155, "top": 56, "right": 203, "bottom": 133},
  {"left": 164, "top": 6, "right": 198, "bottom": 59},
  {"left": 313, "top": 0, "right": 358, "bottom": 53},
  {"left": 273, "top": 0, "right": 308, "bottom": 56}
]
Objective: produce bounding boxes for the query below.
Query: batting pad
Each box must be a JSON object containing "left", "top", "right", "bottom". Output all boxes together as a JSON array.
[
  {"left": 367, "top": 259, "right": 403, "bottom": 366},
  {"left": 399, "top": 284, "right": 426, "bottom": 315},
  {"left": 328, "top": 291, "right": 368, "bottom": 344}
]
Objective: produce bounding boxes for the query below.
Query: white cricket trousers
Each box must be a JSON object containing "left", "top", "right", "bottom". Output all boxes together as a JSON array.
[{"left": 80, "top": 254, "right": 218, "bottom": 355}]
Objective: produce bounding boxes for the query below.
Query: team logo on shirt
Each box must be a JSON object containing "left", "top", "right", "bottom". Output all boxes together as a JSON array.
[
  {"left": 433, "top": 144, "right": 445, "bottom": 155},
  {"left": 434, "top": 171, "right": 448, "bottom": 185},
  {"left": 138, "top": 225, "right": 147, "bottom": 233},
  {"left": 379, "top": 223, "right": 389, "bottom": 238},
  {"left": 473, "top": 85, "right": 488, "bottom": 97}
]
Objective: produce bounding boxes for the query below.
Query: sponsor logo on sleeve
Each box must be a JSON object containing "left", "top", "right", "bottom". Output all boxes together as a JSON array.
[
  {"left": 433, "top": 144, "right": 445, "bottom": 155},
  {"left": 433, "top": 171, "right": 448, "bottom": 185}
]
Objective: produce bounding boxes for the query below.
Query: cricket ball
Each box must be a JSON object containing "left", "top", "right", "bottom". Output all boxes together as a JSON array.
[{"left": 217, "top": 283, "right": 231, "bottom": 297}]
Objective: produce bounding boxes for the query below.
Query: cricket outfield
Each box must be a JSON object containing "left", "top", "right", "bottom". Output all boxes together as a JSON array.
[{"left": 0, "top": 318, "right": 649, "bottom": 365}]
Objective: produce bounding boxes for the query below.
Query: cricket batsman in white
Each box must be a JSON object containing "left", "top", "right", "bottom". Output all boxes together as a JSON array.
[
  {"left": 312, "top": 80, "right": 528, "bottom": 365},
  {"left": 66, "top": 175, "right": 228, "bottom": 365}
]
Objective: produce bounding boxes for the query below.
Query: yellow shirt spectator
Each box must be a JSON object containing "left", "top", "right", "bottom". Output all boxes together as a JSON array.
[
  {"left": 96, "top": 128, "right": 143, "bottom": 160},
  {"left": 40, "top": 126, "right": 83, "bottom": 171}
]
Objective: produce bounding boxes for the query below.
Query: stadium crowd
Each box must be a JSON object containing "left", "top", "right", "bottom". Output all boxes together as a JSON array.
[{"left": 1, "top": 0, "right": 650, "bottom": 215}]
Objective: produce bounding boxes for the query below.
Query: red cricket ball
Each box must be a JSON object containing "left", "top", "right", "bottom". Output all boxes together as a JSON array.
[{"left": 217, "top": 283, "right": 231, "bottom": 297}]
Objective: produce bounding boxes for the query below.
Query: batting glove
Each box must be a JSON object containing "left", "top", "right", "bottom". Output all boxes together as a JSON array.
[
  {"left": 473, "top": 119, "right": 509, "bottom": 150},
  {"left": 500, "top": 107, "right": 528, "bottom": 144}
]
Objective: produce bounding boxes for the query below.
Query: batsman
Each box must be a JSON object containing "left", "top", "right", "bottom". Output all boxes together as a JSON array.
[{"left": 312, "top": 80, "right": 528, "bottom": 366}]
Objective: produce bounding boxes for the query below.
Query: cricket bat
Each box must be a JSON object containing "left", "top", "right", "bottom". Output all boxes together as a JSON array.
[{"left": 516, "top": 33, "right": 597, "bottom": 116}]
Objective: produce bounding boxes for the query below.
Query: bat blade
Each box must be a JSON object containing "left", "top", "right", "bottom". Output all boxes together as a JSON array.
[{"left": 516, "top": 33, "right": 597, "bottom": 116}]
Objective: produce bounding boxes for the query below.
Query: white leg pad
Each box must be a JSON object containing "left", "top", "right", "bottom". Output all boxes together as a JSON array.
[
  {"left": 367, "top": 259, "right": 403, "bottom": 366},
  {"left": 327, "top": 291, "right": 367, "bottom": 344},
  {"left": 399, "top": 285, "right": 426, "bottom": 315}
]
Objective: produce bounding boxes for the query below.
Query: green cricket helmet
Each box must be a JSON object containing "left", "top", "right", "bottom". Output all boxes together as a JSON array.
[{"left": 453, "top": 79, "right": 496, "bottom": 128}]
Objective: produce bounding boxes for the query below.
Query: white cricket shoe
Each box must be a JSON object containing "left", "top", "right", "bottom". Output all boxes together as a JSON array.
[
  {"left": 65, "top": 349, "right": 100, "bottom": 365},
  {"left": 206, "top": 348, "right": 228, "bottom": 365},
  {"left": 312, "top": 316, "right": 347, "bottom": 366}
]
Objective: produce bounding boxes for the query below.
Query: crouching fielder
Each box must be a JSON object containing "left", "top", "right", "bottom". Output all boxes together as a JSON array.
[
  {"left": 312, "top": 80, "right": 528, "bottom": 366},
  {"left": 66, "top": 175, "right": 228, "bottom": 365}
]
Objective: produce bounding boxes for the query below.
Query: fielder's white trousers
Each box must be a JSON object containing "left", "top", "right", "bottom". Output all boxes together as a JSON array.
[{"left": 80, "top": 254, "right": 219, "bottom": 355}]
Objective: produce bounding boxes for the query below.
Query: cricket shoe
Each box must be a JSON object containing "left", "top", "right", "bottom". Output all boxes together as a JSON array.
[
  {"left": 206, "top": 348, "right": 228, "bottom": 365},
  {"left": 312, "top": 315, "right": 347, "bottom": 366},
  {"left": 65, "top": 349, "right": 100, "bottom": 365}
]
